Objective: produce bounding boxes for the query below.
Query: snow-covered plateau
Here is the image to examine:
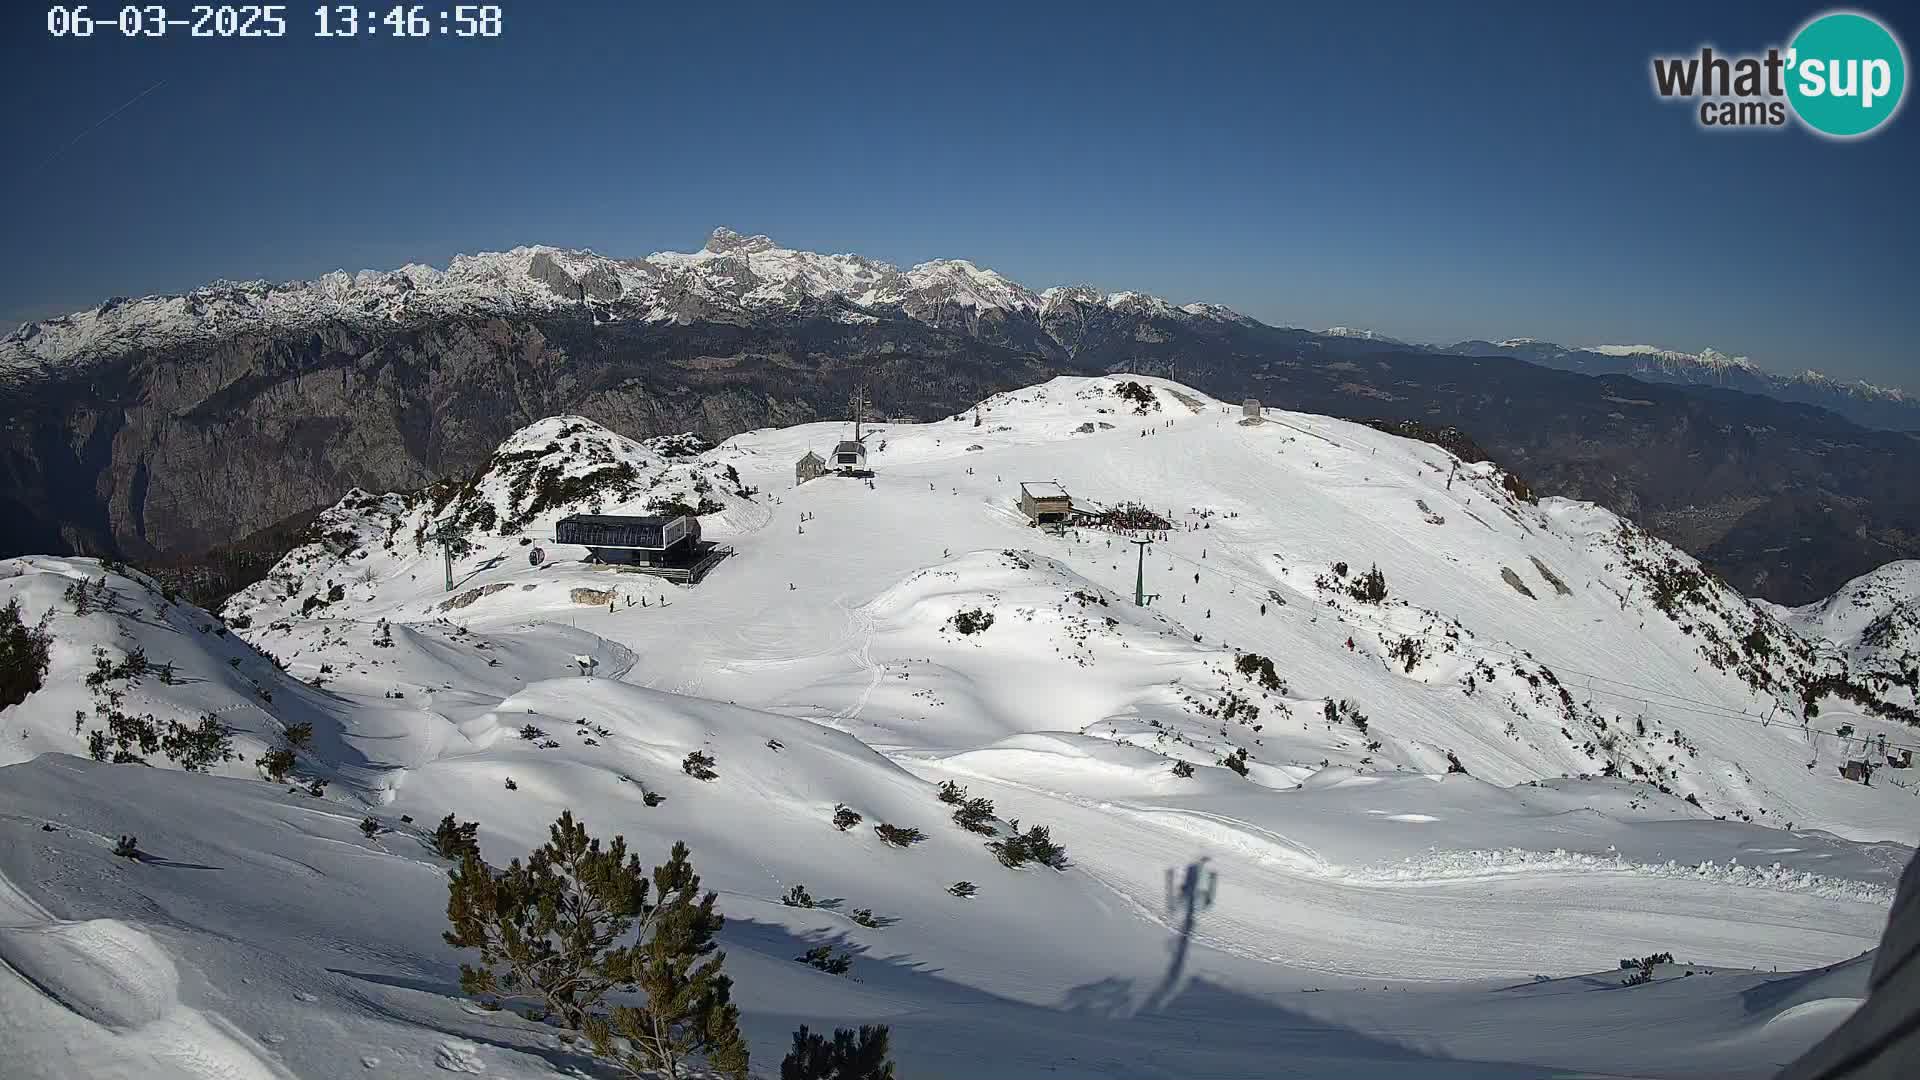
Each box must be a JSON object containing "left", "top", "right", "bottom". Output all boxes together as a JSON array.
[{"left": 2, "top": 375, "right": 1915, "bottom": 1078}]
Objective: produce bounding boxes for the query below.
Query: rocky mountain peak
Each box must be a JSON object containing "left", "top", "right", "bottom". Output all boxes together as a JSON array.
[{"left": 704, "top": 227, "right": 779, "bottom": 255}]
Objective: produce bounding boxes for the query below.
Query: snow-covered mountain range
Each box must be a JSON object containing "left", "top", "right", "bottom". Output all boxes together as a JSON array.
[
  {"left": 2, "top": 375, "right": 1916, "bottom": 1077},
  {"left": 1443, "top": 337, "right": 1916, "bottom": 428},
  {"left": 6, "top": 228, "right": 1905, "bottom": 425},
  {"left": 0, "top": 228, "right": 1251, "bottom": 380}
]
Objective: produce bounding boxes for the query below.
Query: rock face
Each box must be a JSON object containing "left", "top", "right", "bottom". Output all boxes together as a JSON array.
[
  {"left": 0, "top": 312, "right": 1062, "bottom": 559},
  {"left": 7, "top": 229, "right": 1920, "bottom": 606}
]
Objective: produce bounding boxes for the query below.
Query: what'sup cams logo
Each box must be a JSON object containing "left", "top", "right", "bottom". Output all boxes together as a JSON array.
[{"left": 1651, "top": 9, "right": 1906, "bottom": 137}]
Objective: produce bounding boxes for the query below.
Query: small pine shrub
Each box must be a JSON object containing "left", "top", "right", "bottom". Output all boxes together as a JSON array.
[
  {"left": 873, "top": 823, "right": 924, "bottom": 848},
  {"left": 519, "top": 724, "right": 549, "bottom": 741},
  {"left": 782, "top": 884, "right": 815, "bottom": 908},
  {"left": 796, "top": 945, "right": 853, "bottom": 976},
  {"left": 1347, "top": 563, "right": 1388, "bottom": 604},
  {"left": 503, "top": 776, "right": 518, "bottom": 791},
  {"left": 1445, "top": 751, "right": 1468, "bottom": 775},
  {"left": 948, "top": 608, "right": 995, "bottom": 635},
  {"left": 935, "top": 780, "right": 967, "bottom": 805},
  {"left": 1618, "top": 953, "right": 1670, "bottom": 986},
  {"left": 951, "top": 796, "right": 997, "bottom": 835},
  {"left": 162, "top": 714, "right": 238, "bottom": 772},
  {"left": 257, "top": 747, "right": 297, "bottom": 782},
  {"left": 989, "top": 824, "right": 1070, "bottom": 870},
  {"left": 1171, "top": 760, "right": 1195, "bottom": 778},
  {"left": 1221, "top": 747, "right": 1251, "bottom": 777},
  {"left": 359, "top": 816, "right": 381, "bottom": 838},
  {"left": 113, "top": 835, "right": 142, "bottom": 859},
  {"left": 832, "top": 804, "right": 863, "bottom": 831},
  {"left": 1233, "top": 652, "right": 1285, "bottom": 692},
  {"left": 948, "top": 881, "right": 977, "bottom": 898},
  {"left": 780, "top": 1024, "right": 895, "bottom": 1080},
  {"left": 849, "top": 908, "right": 880, "bottom": 928},
  {"left": 432, "top": 814, "right": 481, "bottom": 861},
  {"left": 682, "top": 750, "right": 718, "bottom": 781}
]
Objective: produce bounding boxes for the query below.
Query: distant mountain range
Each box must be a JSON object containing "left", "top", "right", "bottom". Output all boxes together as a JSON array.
[
  {"left": 4, "top": 227, "right": 1919, "bottom": 606},
  {"left": 1434, "top": 339, "right": 1917, "bottom": 432}
]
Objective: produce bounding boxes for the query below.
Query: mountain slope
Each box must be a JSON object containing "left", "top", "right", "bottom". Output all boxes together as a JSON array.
[
  {"left": 221, "top": 376, "right": 1920, "bottom": 841},
  {"left": 1, "top": 375, "right": 1914, "bottom": 1078},
  {"left": 7, "top": 229, "right": 1920, "bottom": 609}
]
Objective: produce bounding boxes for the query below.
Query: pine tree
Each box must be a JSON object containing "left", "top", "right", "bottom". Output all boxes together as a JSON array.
[
  {"left": 0, "top": 599, "right": 54, "bottom": 710},
  {"left": 445, "top": 811, "right": 646, "bottom": 1028},
  {"left": 161, "top": 714, "right": 238, "bottom": 772},
  {"left": 444, "top": 811, "right": 747, "bottom": 1079},
  {"left": 780, "top": 1024, "right": 896, "bottom": 1080},
  {"left": 586, "top": 842, "right": 749, "bottom": 1080},
  {"left": 431, "top": 813, "right": 481, "bottom": 861}
]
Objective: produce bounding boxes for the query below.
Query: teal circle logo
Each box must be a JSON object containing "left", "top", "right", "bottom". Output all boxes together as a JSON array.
[{"left": 1787, "top": 11, "right": 1907, "bottom": 137}]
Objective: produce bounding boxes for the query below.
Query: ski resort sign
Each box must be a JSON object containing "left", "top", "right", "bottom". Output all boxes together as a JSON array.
[{"left": 1650, "top": 9, "right": 1906, "bottom": 138}]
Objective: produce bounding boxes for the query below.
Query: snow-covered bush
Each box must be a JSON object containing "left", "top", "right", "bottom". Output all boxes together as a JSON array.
[
  {"left": 988, "top": 824, "right": 1070, "bottom": 870},
  {"left": 683, "top": 750, "right": 718, "bottom": 781},
  {"left": 873, "top": 823, "right": 924, "bottom": 848}
]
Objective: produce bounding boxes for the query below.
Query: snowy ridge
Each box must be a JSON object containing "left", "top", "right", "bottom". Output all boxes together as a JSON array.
[
  {"left": 1589, "top": 344, "right": 1759, "bottom": 372},
  {"left": 1321, "top": 326, "right": 1410, "bottom": 345},
  {"left": 0, "top": 228, "right": 1250, "bottom": 377}
]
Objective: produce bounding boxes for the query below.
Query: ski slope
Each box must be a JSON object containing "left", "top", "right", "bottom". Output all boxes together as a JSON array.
[{"left": 3, "top": 374, "right": 1916, "bottom": 1078}]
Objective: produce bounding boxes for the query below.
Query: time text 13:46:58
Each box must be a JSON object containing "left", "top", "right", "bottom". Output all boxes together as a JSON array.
[{"left": 315, "top": 5, "right": 502, "bottom": 37}]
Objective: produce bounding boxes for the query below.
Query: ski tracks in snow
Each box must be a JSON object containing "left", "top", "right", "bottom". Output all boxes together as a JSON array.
[{"left": 831, "top": 596, "right": 883, "bottom": 722}]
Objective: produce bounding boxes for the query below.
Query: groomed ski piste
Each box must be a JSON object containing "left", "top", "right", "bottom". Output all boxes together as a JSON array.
[{"left": 3, "top": 375, "right": 1916, "bottom": 1078}]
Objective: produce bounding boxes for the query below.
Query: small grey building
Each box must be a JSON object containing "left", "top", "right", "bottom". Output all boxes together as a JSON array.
[
  {"left": 832, "top": 440, "right": 867, "bottom": 468},
  {"left": 1242, "top": 398, "right": 1262, "bottom": 419},
  {"left": 1019, "top": 481, "right": 1073, "bottom": 524},
  {"left": 796, "top": 450, "right": 826, "bottom": 484}
]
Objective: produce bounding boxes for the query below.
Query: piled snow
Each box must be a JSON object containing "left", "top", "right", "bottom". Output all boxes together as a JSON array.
[{"left": 2, "top": 373, "right": 1916, "bottom": 1078}]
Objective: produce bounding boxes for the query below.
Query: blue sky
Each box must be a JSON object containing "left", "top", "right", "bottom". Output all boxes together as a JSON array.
[{"left": 2, "top": 1, "right": 1914, "bottom": 385}]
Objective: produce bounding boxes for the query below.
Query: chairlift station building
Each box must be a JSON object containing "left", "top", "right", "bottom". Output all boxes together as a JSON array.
[
  {"left": 1020, "top": 481, "right": 1074, "bottom": 525},
  {"left": 554, "top": 513, "right": 700, "bottom": 566}
]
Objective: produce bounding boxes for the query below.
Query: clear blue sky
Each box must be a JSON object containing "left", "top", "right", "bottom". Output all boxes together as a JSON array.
[{"left": 2, "top": 1, "right": 1914, "bottom": 385}]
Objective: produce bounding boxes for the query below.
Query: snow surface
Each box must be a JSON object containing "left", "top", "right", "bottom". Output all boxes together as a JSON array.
[{"left": 3, "top": 374, "right": 1916, "bottom": 1078}]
